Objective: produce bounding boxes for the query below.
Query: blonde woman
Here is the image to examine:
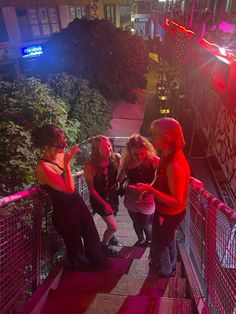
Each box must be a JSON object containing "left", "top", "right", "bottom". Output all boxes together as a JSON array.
[
  {"left": 118, "top": 134, "right": 159, "bottom": 247},
  {"left": 84, "top": 135, "right": 121, "bottom": 257},
  {"left": 130, "top": 118, "right": 190, "bottom": 277}
]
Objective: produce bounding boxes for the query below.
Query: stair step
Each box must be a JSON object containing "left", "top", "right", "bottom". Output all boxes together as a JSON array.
[
  {"left": 59, "top": 271, "right": 121, "bottom": 293},
  {"left": 128, "top": 259, "right": 183, "bottom": 277},
  {"left": 128, "top": 259, "right": 151, "bottom": 277},
  {"left": 164, "top": 277, "right": 187, "bottom": 299},
  {"left": 44, "top": 290, "right": 192, "bottom": 314},
  {"left": 157, "top": 297, "right": 192, "bottom": 313},
  {"left": 118, "top": 246, "right": 149, "bottom": 260},
  {"left": 58, "top": 272, "right": 168, "bottom": 297}
]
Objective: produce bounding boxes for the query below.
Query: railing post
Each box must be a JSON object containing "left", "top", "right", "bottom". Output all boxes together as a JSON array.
[{"left": 32, "top": 194, "right": 42, "bottom": 289}]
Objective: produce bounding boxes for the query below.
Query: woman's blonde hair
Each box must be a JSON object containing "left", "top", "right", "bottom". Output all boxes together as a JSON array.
[
  {"left": 123, "top": 133, "right": 156, "bottom": 167},
  {"left": 151, "top": 118, "right": 185, "bottom": 152}
]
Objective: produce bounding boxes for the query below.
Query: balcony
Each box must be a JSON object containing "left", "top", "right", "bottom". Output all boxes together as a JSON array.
[{"left": 0, "top": 139, "right": 235, "bottom": 314}]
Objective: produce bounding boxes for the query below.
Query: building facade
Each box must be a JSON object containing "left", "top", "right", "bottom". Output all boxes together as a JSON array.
[{"left": 0, "top": 0, "right": 131, "bottom": 80}]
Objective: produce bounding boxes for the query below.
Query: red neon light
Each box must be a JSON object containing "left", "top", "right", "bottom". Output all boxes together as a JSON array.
[{"left": 165, "top": 19, "right": 236, "bottom": 64}]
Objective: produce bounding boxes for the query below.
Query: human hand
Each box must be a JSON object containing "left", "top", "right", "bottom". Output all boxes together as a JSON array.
[
  {"left": 110, "top": 182, "right": 118, "bottom": 193},
  {"left": 129, "top": 183, "right": 151, "bottom": 192},
  {"left": 64, "top": 144, "right": 79, "bottom": 169}
]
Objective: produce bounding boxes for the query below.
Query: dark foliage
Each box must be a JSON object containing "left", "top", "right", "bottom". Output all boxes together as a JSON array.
[{"left": 37, "top": 19, "right": 149, "bottom": 102}]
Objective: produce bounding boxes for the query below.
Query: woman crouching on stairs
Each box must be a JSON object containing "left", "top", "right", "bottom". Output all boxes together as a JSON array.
[
  {"left": 84, "top": 135, "right": 121, "bottom": 257},
  {"left": 32, "top": 124, "right": 107, "bottom": 271}
]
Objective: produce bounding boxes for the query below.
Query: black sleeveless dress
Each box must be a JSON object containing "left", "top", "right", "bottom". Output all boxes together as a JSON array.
[
  {"left": 90, "top": 160, "right": 119, "bottom": 217},
  {"left": 40, "top": 159, "right": 105, "bottom": 269}
]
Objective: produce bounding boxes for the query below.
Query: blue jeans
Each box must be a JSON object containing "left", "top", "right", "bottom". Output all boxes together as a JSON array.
[{"left": 151, "top": 210, "right": 185, "bottom": 276}]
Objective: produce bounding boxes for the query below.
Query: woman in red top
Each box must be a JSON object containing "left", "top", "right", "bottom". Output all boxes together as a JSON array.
[{"left": 130, "top": 118, "right": 190, "bottom": 277}]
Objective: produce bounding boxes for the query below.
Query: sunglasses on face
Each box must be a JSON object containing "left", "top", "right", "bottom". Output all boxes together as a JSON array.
[{"left": 52, "top": 142, "right": 67, "bottom": 149}]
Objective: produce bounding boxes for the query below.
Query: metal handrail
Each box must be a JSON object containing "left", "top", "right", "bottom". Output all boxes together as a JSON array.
[
  {"left": 183, "top": 183, "right": 236, "bottom": 313},
  {"left": 0, "top": 141, "right": 235, "bottom": 313}
]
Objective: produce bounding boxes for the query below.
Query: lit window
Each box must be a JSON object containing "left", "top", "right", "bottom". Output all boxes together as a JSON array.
[
  {"left": 160, "top": 108, "right": 170, "bottom": 114},
  {"left": 69, "top": 6, "right": 87, "bottom": 21},
  {"left": 105, "top": 5, "right": 116, "bottom": 24},
  {"left": 16, "top": 7, "right": 60, "bottom": 41}
]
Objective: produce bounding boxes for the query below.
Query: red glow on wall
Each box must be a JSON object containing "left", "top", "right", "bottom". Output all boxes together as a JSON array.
[
  {"left": 164, "top": 19, "right": 236, "bottom": 106},
  {"left": 165, "top": 19, "right": 236, "bottom": 64}
]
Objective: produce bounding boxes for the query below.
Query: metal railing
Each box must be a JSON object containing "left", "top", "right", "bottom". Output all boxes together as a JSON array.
[
  {"left": 182, "top": 184, "right": 236, "bottom": 314},
  {"left": 0, "top": 174, "right": 89, "bottom": 314},
  {"left": 0, "top": 135, "right": 235, "bottom": 313}
]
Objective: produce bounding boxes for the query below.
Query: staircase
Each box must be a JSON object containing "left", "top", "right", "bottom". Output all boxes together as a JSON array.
[{"left": 41, "top": 201, "right": 192, "bottom": 314}]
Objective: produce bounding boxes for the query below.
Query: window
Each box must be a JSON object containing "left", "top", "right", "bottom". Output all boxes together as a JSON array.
[
  {"left": 0, "top": 8, "right": 8, "bottom": 42},
  {"left": 105, "top": 5, "right": 116, "bottom": 24},
  {"left": 16, "top": 7, "right": 60, "bottom": 41},
  {"left": 69, "top": 6, "right": 87, "bottom": 21},
  {"left": 120, "top": 6, "right": 131, "bottom": 24}
]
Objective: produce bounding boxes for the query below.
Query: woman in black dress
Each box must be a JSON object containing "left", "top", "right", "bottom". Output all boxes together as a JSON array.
[
  {"left": 32, "top": 124, "right": 107, "bottom": 271},
  {"left": 84, "top": 135, "right": 121, "bottom": 256}
]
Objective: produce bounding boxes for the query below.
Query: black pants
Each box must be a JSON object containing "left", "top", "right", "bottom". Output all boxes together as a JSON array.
[
  {"left": 53, "top": 196, "right": 105, "bottom": 268},
  {"left": 128, "top": 211, "right": 153, "bottom": 242}
]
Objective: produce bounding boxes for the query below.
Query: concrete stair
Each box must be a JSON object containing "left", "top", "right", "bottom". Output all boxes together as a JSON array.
[
  {"left": 42, "top": 250, "right": 192, "bottom": 313},
  {"left": 41, "top": 202, "right": 192, "bottom": 313}
]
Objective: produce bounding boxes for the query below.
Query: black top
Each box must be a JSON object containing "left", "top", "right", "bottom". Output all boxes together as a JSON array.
[
  {"left": 39, "top": 159, "right": 79, "bottom": 210},
  {"left": 90, "top": 159, "right": 119, "bottom": 214},
  {"left": 93, "top": 160, "right": 118, "bottom": 201},
  {"left": 126, "top": 160, "right": 156, "bottom": 185}
]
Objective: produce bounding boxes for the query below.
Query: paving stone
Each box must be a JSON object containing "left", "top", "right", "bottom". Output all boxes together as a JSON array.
[
  {"left": 156, "top": 297, "right": 192, "bottom": 313},
  {"left": 119, "top": 246, "right": 148, "bottom": 260},
  {"left": 128, "top": 259, "right": 151, "bottom": 277},
  {"left": 43, "top": 291, "right": 127, "bottom": 314}
]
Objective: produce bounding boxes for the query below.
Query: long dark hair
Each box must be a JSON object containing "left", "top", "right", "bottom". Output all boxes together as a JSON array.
[{"left": 32, "top": 124, "right": 65, "bottom": 148}]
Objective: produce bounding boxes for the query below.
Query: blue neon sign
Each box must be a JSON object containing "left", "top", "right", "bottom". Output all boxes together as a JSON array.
[{"left": 21, "top": 45, "right": 43, "bottom": 58}]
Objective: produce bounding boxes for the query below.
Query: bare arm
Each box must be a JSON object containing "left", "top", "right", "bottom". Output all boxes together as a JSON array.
[
  {"left": 130, "top": 162, "right": 189, "bottom": 208},
  {"left": 36, "top": 145, "right": 78, "bottom": 194},
  {"left": 117, "top": 153, "right": 129, "bottom": 183},
  {"left": 84, "top": 162, "right": 113, "bottom": 214}
]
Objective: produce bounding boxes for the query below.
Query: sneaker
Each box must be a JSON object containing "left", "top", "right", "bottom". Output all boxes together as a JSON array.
[
  {"left": 133, "top": 240, "right": 146, "bottom": 247},
  {"left": 144, "top": 240, "right": 151, "bottom": 247},
  {"left": 102, "top": 244, "right": 119, "bottom": 257},
  {"left": 108, "top": 236, "right": 123, "bottom": 247}
]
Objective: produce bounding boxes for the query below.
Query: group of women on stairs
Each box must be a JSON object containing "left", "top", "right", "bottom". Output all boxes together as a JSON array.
[{"left": 32, "top": 117, "right": 191, "bottom": 278}]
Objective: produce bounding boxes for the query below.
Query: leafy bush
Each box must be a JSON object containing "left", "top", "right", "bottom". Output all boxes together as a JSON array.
[
  {"left": 48, "top": 73, "right": 112, "bottom": 141},
  {"left": 37, "top": 19, "right": 149, "bottom": 101},
  {"left": 0, "top": 78, "right": 78, "bottom": 196}
]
